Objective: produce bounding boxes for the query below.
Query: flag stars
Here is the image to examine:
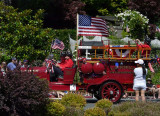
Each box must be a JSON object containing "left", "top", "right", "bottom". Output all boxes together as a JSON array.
[{"left": 79, "top": 15, "right": 91, "bottom": 26}]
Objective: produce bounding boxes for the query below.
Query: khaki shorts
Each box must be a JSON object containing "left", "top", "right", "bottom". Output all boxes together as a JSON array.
[{"left": 148, "top": 87, "right": 160, "bottom": 92}]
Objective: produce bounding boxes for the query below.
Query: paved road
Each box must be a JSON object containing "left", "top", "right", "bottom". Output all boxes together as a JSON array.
[
  {"left": 84, "top": 97, "right": 160, "bottom": 110},
  {"left": 85, "top": 98, "right": 97, "bottom": 110}
]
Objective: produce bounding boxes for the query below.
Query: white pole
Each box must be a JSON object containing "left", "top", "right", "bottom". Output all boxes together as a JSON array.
[{"left": 76, "top": 14, "right": 79, "bottom": 65}]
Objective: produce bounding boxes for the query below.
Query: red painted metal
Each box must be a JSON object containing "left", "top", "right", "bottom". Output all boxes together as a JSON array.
[
  {"left": 21, "top": 66, "right": 50, "bottom": 80},
  {"left": 81, "top": 62, "right": 93, "bottom": 74},
  {"left": 93, "top": 63, "right": 105, "bottom": 74},
  {"left": 82, "top": 62, "right": 135, "bottom": 85},
  {"left": 49, "top": 83, "right": 80, "bottom": 91}
]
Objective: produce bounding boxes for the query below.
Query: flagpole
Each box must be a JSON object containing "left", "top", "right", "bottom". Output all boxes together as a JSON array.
[
  {"left": 75, "top": 13, "right": 79, "bottom": 84},
  {"left": 76, "top": 14, "right": 79, "bottom": 65}
]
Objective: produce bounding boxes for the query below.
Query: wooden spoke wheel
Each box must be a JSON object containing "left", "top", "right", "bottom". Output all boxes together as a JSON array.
[{"left": 99, "top": 81, "right": 123, "bottom": 103}]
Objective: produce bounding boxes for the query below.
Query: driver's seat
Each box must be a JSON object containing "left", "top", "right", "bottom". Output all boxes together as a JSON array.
[{"left": 58, "top": 65, "right": 77, "bottom": 84}]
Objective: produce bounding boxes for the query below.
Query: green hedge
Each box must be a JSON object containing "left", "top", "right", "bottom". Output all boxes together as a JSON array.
[
  {"left": 0, "top": 1, "right": 76, "bottom": 62},
  {"left": 109, "top": 102, "right": 160, "bottom": 116},
  {"left": 61, "top": 93, "right": 86, "bottom": 109}
]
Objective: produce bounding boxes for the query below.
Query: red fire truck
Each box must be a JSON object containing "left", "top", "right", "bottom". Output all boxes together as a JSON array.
[{"left": 23, "top": 40, "right": 151, "bottom": 103}]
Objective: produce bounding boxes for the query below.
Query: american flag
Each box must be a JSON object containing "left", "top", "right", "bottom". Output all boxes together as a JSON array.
[
  {"left": 51, "top": 39, "right": 65, "bottom": 50},
  {"left": 78, "top": 15, "right": 109, "bottom": 37},
  {"left": 156, "top": 26, "right": 160, "bottom": 32}
]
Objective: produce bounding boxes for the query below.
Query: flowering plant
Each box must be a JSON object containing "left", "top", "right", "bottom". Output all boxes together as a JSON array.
[{"left": 116, "top": 10, "right": 149, "bottom": 40}]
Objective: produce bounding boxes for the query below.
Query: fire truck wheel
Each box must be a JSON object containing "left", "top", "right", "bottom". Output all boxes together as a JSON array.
[{"left": 99, "top": 81, "right": 123, "bottom": 103}]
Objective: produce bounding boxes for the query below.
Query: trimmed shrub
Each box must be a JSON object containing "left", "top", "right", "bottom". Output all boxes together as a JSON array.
[
  {"left": 84, "top": 107, "right": 106, "bottom": 116},
  {"left": 61, "top": 93, "right": 86, "bottom": 109},
  {"left": 95, "top": 99, "right": 113, "bottom": 114},
  {"left": 46, "top": 101, "right": 66, "bottom": 116},
  {"left": 0, "top": 69, "right": 49, "bottom": 116},
  {"left": 108, "top": 111, "right": 131, "bottom": 116},
  {"left": 63, "top": 107, "right": 84, "bottom": 116},
  {"left": 110, "top": 101, "right": 160, "bottom": 116}
]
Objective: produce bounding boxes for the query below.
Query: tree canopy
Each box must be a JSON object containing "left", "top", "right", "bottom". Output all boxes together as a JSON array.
[
  {"left": 128, "top": 0, "right": 160, "bottom": 39},
  {"left": 128, "top": 0, "right": 160, "bottom": 24},
  {"left": 82, "top": 0, "right": 128, "bottom": 16},
  {"left": 1, "top": 0, "right": 129, "bottom": 28},
  {"left": 10, "top": 0, "right": 86, "bottom": 28},
  {"left": 0, "top": 2, "right": 53, "bottom": 62}
]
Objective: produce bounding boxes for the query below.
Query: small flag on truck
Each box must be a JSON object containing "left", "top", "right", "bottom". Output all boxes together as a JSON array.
[{"left": 51, "top": 39, "right": 65, "bottom": 50}]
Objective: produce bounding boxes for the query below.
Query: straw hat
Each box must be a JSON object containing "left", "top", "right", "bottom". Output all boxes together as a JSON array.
[{"left": 147, "top": 78, "right": 152, "bottom": 81}]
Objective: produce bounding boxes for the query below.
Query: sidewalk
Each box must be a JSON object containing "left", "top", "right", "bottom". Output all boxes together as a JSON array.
[
  {"left": 122, "top": 96, "right": 160, "bottom": 102},
  {"left": 48, "top": 91, "right": 160, "bottom": 102}
]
